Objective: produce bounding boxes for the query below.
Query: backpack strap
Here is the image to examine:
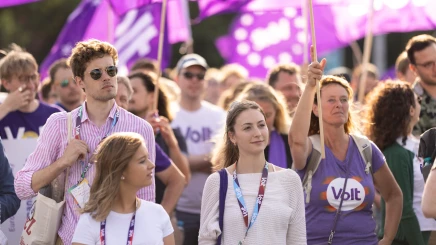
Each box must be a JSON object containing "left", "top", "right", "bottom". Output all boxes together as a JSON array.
[
  {"left": 217, "top": 169, "right": 228, "bottom": 245},
  {"left": 350, "top": 134, "right": 373, "bottom": 175},
  {"left": 302, "top": 135, "right": 322, "bottom": 204}
]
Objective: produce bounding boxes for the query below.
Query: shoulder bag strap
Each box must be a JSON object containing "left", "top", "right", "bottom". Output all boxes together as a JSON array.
[
  {"left": 217, "top": 169, "right": 228, "bottom": 245},
  {"left": 63, "top": 112, "right": 72, "bottom": 201}
]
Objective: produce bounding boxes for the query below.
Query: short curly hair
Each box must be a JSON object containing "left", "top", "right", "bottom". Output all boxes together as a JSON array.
[
  {"left": 67, "top": 39, "right": 118, "bottom": 79},
  {"left": 363, "top": 80, "right": 417, "bottom": 151}
]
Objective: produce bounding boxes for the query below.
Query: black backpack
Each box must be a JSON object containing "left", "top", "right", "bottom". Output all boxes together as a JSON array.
[{"left": 418, "top": 128, "right": 436, "bottom": 182}]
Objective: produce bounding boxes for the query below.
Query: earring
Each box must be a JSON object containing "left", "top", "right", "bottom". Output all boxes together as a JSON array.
[{"left": 121, "top": 176, "right": 125, "bottom": 180}]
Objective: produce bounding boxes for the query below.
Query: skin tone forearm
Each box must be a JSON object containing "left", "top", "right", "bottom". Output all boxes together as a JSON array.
[
  {"left": 188, "top": 154, "right": 212, "bottom": 173},
  {"left": 168, "top": 144, "right": 191, "bottom": 184},
  {"left": 0, "top": 104, "right": 10, "bottom": 121},
  {"left": 156, "top": 163, "right": 185, "bottom": 214},
  {"left": 31, "top": 157, "right": 69, "bottom": 193},
  {"left": 422, "top": 167, "right": 436, "bottom": 218}
]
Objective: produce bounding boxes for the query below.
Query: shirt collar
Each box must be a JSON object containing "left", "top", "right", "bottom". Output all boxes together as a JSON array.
[{"left": 80, "top": 100, "right": 119, "bottom": 123}]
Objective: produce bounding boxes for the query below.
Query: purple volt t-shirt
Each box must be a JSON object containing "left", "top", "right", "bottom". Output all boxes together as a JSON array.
[
  {"left": 297, "top": 136, "right": 385, "bottom": 245},
  {"left": 0, "top": 102, "right": 60, "bottom": 140}
]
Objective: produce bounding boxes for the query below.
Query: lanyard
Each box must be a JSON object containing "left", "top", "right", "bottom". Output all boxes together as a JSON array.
[
  {"left": 75, "top": 106, "right": 120, "bottom": 182},
  {"left": 232, "top": 162, "right": 269, "bottom": 244},
  {"left": 100, "top": 199, "right": 137, "bottom": 245}
]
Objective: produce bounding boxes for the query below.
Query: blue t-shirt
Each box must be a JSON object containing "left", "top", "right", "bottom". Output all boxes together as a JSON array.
[
  {"left": 297, "top": 136, "right": 385, "bottom": 245},
  {"left": 0, "top": 102, "right": 60, "bottom": 140}
]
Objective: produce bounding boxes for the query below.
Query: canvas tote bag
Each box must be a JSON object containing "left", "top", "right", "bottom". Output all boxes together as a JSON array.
[{"left": 20, "top": 112, "right": 72, "bottom": 245}]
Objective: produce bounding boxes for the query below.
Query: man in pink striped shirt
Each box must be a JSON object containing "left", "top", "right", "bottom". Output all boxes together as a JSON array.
[{"left": 14, "top": 39, "right": 156, "bottom": 245}]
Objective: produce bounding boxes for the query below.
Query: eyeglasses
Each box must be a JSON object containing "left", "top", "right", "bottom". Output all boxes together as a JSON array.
[
  {"left": 89, "top": 66, "right": 118, "bottom": 80},
  {"left": 415, "top": 60, "right": 436, "bottom": 70},
  {"left": 183, "top": 71, "right": 205, "bottom": 80},
  {"left": 60, "top": 79, "right": 70, "bottom": 88},
  {"left": 18, "top": 74, "right": 38, "bottom": 83}
]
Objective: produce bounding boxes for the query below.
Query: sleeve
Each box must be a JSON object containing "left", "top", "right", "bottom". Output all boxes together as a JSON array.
[
  {"left": 384, "top": 148, "right": 425, "bottom": 245},
  {"left": 72, "top": 213, "right": 98, "bottom": 244},
  {"left": 198, "top": 173, "right": 221, "bottom": 245},
  {"left": 0, "top": 139, "right": 20, "bottom": 223},
  {"left": 137, "top": 120, "right": 156, "bottom": 202},
  {"left": 158, "top": 205, "right": 174, "bottom": 237},
  {"left": 371, "top": 142, "right": 386, "bottom": 173},
  {"left": 286, "top": 170, "right": 307, "bottom": 245},
  {"left": 14, "top": 112, "right": 63, "bottom": 200},
  {"left": 173, "top": 128, "right": 188, "bottom": 155},
  {"left": 155, "top": 144, "right": 171, "bottom": 173}
]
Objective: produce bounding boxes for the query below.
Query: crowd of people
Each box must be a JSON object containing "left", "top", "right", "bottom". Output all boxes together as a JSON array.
[{"left": 0, "top": 33, "right": 436, "bottom": 245}]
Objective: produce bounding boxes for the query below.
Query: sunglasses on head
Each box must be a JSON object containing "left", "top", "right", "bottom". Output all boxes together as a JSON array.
[
  {"left": 183, "top": 71, "right": 205, "bottom": 80},
  {"left": 89, "top": 66, "right": 118, "bottom": 80}
]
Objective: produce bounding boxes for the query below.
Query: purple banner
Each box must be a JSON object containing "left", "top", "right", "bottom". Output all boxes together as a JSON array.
[
  {"left": 217, "top": 1, "right": 436, "bottom": 79},
  {"left": 40, "top": 0, "right": 170, "bottom": 78},
  {"left": 0, "top": 0, "right": 39, "bottom": 8}
]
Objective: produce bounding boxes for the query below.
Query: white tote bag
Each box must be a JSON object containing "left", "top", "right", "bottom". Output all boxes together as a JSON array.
[{"left": 20, "top": 112, "right": 72, "bottom": 245}]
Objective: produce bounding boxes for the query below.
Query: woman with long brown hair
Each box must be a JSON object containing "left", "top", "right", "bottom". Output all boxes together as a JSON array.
[
  {"left": 237, "top": 83, "right": 293, "bottom": 169},
  {"left": 199, "top": 100, "right": 306, "bottom": 244},
  {"left": 289, "top": 53, "right": 402, "bottom": 244},
  {"left": 364, "top": 81, "right": 436, "bottom": 244},
  {"left": 72, "top": 132, "right": 175, "bottom": 245}
]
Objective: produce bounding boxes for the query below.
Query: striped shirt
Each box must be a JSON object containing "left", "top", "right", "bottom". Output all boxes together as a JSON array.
[{"left": 14, "top": 101, "right": 156, "bottom": 244}]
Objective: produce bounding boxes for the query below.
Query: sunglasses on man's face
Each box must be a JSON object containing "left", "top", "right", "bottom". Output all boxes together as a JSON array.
[
  {"left": 60, "top": 79, "right": 70, "bottom": 88},
  {"left": 89, "top": 66, "right": 118, "bottom": 80},
  {"left": 183, "top": 71, "right": 205, "bottom": 80}
]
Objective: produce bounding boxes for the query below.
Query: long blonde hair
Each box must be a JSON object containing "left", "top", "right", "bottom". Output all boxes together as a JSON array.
[
  {"left": 212, "top": 100, "right": 266, "bottom": 170},
  {"left": 81, "top": 132, "right": 144, "bottom": 221},
  {"left": 237, "top": 83, "right": 291, "bottom": 134}
]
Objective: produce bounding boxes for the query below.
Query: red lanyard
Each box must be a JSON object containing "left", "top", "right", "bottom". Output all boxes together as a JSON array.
[{"left": 232, "top": 162, "right": 269, "bottom": 244}]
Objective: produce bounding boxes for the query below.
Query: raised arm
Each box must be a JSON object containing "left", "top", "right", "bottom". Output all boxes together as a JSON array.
[{"left": 289, "top": 57, "right": 326, "bottom": 170}]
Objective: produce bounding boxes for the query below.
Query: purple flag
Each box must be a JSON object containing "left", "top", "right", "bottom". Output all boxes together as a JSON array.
[
  {"left": 217, "top": 1, "right": 436, "bottom": 79},
  {"left": 0, "top": 0, "right": 39, "bottom": 8},
  {"left": 198, "top": 0, "right": 337, "bottom": 19},
  {"left": 40, "top": 0, "right": 170, "bottom": 78},
  {"left": 108, "top": 0, "right": 162, "bottom": 16}
]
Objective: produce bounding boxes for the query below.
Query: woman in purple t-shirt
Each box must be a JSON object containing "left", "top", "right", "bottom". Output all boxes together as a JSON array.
[{"left": 289, "top": 55, "right": 403, "bottom": 245}]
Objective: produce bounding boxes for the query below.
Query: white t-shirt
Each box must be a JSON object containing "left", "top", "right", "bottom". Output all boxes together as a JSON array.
[
  {"left": 72, "top": 200, "right": 173, "bottom": 245},
  {"left": 171, "top": 101, "right": 226, "bottom": 214}
]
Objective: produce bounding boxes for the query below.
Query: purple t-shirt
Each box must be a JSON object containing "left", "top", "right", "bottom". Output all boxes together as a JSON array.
[
  {"left": 155, "top": 144, "right": 171, "bottom": 173},
  {"left": 297, "top": 136, "right": 385, "bottom": 245},
  {"left": 0, "top": 102, "right": 60, "bottom": 139}
]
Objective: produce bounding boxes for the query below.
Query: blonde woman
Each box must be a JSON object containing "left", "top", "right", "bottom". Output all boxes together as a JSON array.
[
  {"left": 199, "top": 100, "right": 306, "bottom": 244},
  {"left": 237, "top": 83, "right": 293, "bottom": 169},
  {"left": 72, "top": 133, "right": 175, "bottom": 245}
]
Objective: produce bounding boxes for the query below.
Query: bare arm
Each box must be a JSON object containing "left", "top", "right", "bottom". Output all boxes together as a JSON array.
[
  {"left": 163, "top": 234, "right": 175, "bottom": 245},
  {"left": 156, "top": 162, "right": 185, "bottom": 214},
  {"left": 167, "top": 144, "right": 191, "bottom": 184},
  {"left": 373, "top": 164, "right": 402, "bottom": 244},
  {"left": 422, "top": 165, "right": 436, "bottom": 218},
  {"left": 289, "top": 56, "right": 326, "bottom": 170},
  {"left": 188, "top": 154, "right": 212, "bottom": 173}
]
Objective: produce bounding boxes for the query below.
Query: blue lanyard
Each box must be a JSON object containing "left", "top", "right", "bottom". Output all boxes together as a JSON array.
[
  {"left": 232, "top": 162, "right": 269, "bottom": 244},
  {"left": 75, "top": 106, "right": 120, "bottom": 183}
]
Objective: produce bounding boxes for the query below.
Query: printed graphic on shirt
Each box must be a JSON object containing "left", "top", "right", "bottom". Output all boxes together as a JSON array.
[
  {"left": 181, "top": 126, "right": 213, "bottom": 143},
  {"left": 4, "top": 126, "right": 42, "bottom": 139},
  {"left": 321, "top": 176, "right": 370, "bottom": 212}
]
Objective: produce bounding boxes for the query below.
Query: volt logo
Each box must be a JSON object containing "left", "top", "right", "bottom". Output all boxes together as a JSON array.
[{"left": 326, "top": 178, "right": 366, "bottom": 211}]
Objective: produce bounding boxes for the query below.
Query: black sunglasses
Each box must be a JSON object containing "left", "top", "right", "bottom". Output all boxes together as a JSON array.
[
  {"left": 89, "top": 66, "right": 118, "bottom": 80},
  {"left": 183, "top": 71, "right": 205, "bottom": 80}
]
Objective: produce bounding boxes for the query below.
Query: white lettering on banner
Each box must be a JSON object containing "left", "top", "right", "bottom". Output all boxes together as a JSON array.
[
  {"left": 115, "top": 9, "right": 158, "bottom": 66},
  {"left": 250, "top": 18, "right": 290, "bottom": 52},
  {"left": 326, "top": 178, "right": 365, "bottom": 211},
  {"left": 2, "top": 134, "right": 38, "bottom": 245}
]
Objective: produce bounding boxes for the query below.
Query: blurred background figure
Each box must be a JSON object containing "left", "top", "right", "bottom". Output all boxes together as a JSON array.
[
  {"left": 203, "top": 68, "right": 222, "bottom": 105},
  {"left": 38, "top": 77, "right": 58, "bottom": 105},
  {"left": 219, "top": 63, "right": 248, "bottom": 93},
  {"left": 396, "top": 51, "right": 417, "bottom": 84}
]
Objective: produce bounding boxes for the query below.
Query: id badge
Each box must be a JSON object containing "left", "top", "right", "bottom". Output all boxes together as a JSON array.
[{"left": 68, "top": 178, "right": 91, "bottom": 208}]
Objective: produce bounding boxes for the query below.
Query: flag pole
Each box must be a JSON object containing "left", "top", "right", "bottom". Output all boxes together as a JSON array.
[
  {"left": 303, "top": 0, "right": 309, "bottom": 67},
  {"left": 308, "top": 0, "right": 325, "bottom": 159},
  {"left": 357, "top": 0, "right": 375, "bottom": 104},
  {"left": 153, "top": 0, "right": 169, "bottom": 112}
]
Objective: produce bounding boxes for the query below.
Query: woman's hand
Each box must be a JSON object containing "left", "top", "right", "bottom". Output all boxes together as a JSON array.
[
  {"left": 146, "top": 110, "right": 178, "bottom": 148},
  {"left": 307, "top": 58, "right": 326, "bottom": 87}
]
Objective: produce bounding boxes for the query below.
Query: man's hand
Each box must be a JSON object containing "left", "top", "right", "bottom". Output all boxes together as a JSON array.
[
  {"left": 2, "top": 85, "right": 33, "bottom": 112},
  {"left": 61, "top": 139, "right": 89, "bottom": 168}
]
